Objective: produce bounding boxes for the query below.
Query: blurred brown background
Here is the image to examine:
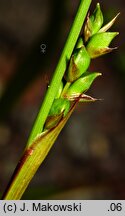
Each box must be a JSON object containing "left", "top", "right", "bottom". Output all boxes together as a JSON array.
[{"left": 0, "top": 0, "right": 124, "bottom": 199}]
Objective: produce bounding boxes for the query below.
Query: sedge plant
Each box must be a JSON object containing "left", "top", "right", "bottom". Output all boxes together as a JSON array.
[{"left": 2, "top": 0, "right": 119, "bottom": 199}]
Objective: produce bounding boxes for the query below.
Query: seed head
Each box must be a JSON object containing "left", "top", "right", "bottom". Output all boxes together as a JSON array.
[
  {"left": 65, "top": 46, "right": 90, "bottom": 82},
  {"left": 64, "top": 72, "right": 101, "bottom": 98},
  {"left": 84, "top": 3, "right": 103, "bottom": 42},
  {"left": 86, "top": 32, "right": 119, "bottom": 58}
]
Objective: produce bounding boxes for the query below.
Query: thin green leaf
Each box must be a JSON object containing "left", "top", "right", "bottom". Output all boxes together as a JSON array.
[{"left": 2, "top": 102, "right": 77, "bottom": 200}]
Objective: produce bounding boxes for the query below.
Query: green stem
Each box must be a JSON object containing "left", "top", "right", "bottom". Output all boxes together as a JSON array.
[{"left": 27, "top": 0, "right": 92, "bottom": 147}]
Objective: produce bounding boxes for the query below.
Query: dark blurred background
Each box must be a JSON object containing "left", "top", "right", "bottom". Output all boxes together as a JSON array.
[{"left": 0, "top": 0, "right": 124, "bottom": 199}]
